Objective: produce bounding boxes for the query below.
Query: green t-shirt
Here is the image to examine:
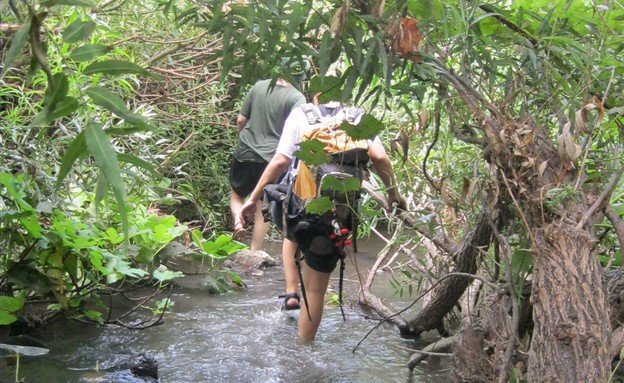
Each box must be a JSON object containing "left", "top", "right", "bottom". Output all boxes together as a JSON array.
[{"left": 234, "top": 79, "right": 306, "bottom": 163}]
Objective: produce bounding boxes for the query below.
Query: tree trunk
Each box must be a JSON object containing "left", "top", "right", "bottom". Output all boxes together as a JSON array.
[{"left": 528, "top": 223, "right": 610, "bottom": 382}]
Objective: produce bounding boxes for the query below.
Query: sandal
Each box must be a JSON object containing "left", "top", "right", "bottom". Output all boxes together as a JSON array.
[
  {"left": 280, "top": 292, "right": 300, "bottom": 311},
  {"left": 232, "top": 222, "right": 248, "bottom": 241}
]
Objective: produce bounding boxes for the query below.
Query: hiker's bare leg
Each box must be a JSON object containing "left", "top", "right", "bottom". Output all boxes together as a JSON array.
[
  {"left": 282, "top": 238, "right": 300, "bottom": 306},
  {"left": 250, "top": 203, "right": 268, "bottom": 251},
  {"left": 230, "top": 189, "right": 245, "bottom": 231},
  {"left": 297, "top": 264, "right": 331, "bottom": 343}
]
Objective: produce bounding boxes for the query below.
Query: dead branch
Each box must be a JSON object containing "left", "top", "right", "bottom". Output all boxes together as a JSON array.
[
  {"left": 358, "top": 222, "right": 408, "bottom": 328},
  {"left": 402, "top": 212, "right": 492, "bottom": 337},
  {"left": 604, "top": 205, "right": 624, "bottom": 253},
  {"left": 576, "top": 167, "right": 624, "bottom": 230},
  {"left": 361, "top": 180, "right": 456, "bottom": 253},
  {"left": 487, "top": 213, "right": 520, "bottom": 383},
  {"left": 407, "top": 335, "right": 456, "bottom": 370}
]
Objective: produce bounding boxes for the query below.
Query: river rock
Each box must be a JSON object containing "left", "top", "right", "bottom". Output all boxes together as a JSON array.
[
  {"left": 128, "top": 352, "right": 158, "bottom": 380},
  {"left": 227, "top": 250, "right": 276, "bottom": 270}
]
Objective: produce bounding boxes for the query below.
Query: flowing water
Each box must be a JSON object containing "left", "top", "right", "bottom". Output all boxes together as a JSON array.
[{"left": 1, "top": 236, "right": 451, "bottom": 383}]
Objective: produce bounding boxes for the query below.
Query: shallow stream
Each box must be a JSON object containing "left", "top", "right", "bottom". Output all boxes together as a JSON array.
[{"left": 1, "top": 236, "right": 450, "bottom": 382}]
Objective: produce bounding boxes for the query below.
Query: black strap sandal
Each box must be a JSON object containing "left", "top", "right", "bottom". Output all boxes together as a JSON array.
[{"left": 280, "top": 292, "right": 300, "bottom": 311}]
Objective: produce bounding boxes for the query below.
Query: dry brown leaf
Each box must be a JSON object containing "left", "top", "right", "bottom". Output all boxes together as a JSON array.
[
  {"left": 398, "top": 17, "right": 422, "bottom": 62},
  {"left": 538, "top": 160, "right": 549, "bottom": 178},
  {"left": 522, "top": 130, "right": 534, "bottom": 145},
  {"left": 374, "top": 0, "right": 385, "bottom": 17},
  {"left": 557, "top": 122, "right": 581, "bottom": 166},
  {"left": 330, "top": 4, "right": 348, "bottom": 35},
  {"left": 575, "top": 96, "right": 605, "bottom": 134},
  {"left": 419, "top": 108, "right": 428, "bottom": 129}
]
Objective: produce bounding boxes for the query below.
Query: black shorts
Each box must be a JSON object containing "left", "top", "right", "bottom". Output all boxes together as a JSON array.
[
  {"left": 303, "top": 249, "right": 341, "bottom": 273},
  {"left": 229, "top": 158, "right": 268, "bottom": 197}
]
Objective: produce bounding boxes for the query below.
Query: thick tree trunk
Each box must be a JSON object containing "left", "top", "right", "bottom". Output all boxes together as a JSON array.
[{"left": 528, "top": 224, "right": 610, "bottom": 382}]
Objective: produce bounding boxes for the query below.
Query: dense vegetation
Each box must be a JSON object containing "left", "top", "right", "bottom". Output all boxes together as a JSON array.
[{"left": 2, "top": 0, "right": 624, "bottom": 381}]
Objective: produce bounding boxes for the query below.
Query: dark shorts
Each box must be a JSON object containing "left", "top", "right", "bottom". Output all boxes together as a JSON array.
[
  {"left": 302, "top": 248, "right": 341, "bottom": 273},
  {"left": 229, "top": 158, "right": 268, "bottom": 197}
]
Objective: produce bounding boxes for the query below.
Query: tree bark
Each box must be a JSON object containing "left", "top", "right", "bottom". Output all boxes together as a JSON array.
[{"left": 528, "top": 224, "right": 610, "bottom": 382}]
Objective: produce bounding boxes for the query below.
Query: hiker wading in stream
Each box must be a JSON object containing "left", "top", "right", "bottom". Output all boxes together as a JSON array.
[
  {"left": 229, "top": 58, "right": 307, "bottom": 256},
  {"left": 240, "top": 79, "right": 406, "bottom": 342}
]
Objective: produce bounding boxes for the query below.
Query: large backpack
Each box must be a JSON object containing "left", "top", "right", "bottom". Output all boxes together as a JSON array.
[{"left": 262, "top": 103, "right": 370, "bottom": 252}]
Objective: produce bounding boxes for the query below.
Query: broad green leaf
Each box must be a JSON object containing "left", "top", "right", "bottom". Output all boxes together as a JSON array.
[
  {"left": 305, "top": 196, "right": 333, "bottom": 214},
  {"left": 294, "top": 140, "right": 331, "bottom": 166},
  {"left": 84, "top": 310, "right": 103, "bottom": 324},
  {"left": 318, "top": 32, "right": 333, "bottom": 77},
  {"left": 82, "top": 60, "right": 150, "bottom": 77},
  {"left": 0, "top": 312, "right": 18, "bottom": 325},
  {"left": 341, "top": 114, "right": 384, "bottom": 140},
  {"left": 117, "top": 153, "right": 159, "bottom": 177},
  {"left": 309, "top": 75, "right": 342, "bottom": 103},
  {"left": 44, "top": 72, "right": 69, "bottom": 106},
  {"left": 84, "top": 123, "right": 128, "bottom": 236},
  {"left": 41, "top": 0, "right": 95, "bottom": 6},
  {"left": 84, "top": 86, "right": 123, "bottom": 114},
  {"left": 94, "top": 175, "right": 108, "bottom": 210},
  {"left": 0, "top": 173, "right": 34, "bottom": 211},
  {"left": 85, "top": 87, "right": 150, "bottom": 128},
  {"left": 64, "top": 253, "right": 78, "bottom": 279},
  {"left": 105, "top": 227, "right": 123, "bottom": 244},
  {"left": 153, "top": 269, "right": 184, "bottom": 282},
  {"left": 30, "top": 73, "right": 72, "bottom": 127},
  {"left": 192, "top": 229, "right": 204, "bottom": 249},
  {"left": 62, "top": 19, "right": 96, "bottom": 44},
  {"left": 0, "top": 296, "right": 24, "bottom": 312},
  {"left": 20, "top": 214, "right": 42, "bottom": 238},
  {"left": 0, "top": 19, "right": 31, "bottom": 80},
  {"left": 56, "top": 131, "right": 87, "bottom": 190},
  {"left": 48, "top": 96, "right": 79, "bottom": 120},
  {"left": 320, "top": 175, "right": 361, "bottom": 193},
  {"left": 70, "top": 44, "right": 112, "bottom": 62}
]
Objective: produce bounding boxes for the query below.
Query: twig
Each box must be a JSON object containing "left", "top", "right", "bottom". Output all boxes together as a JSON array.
[
  {"left": 486, "top": 213, "right": 520, "bottom": 383},
  {"left": 405, "top": 335, "right": 456, "bottom": 370},
  {"left": 353, "top": 271, "right": 496, "bottom": 353},
  {"left": 604, "top": 206, "right": 624, "bottom": 254},
  {"left": 159, "top": 131, "right": 197, "bottom": 168},
  {"left": 576, "top": 167, "right": 624, "bottom": 230}
]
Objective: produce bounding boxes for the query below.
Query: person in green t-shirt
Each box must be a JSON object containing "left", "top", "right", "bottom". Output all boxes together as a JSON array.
[{"left": 230, "top": 77, "right": 306, "bottom": 253}]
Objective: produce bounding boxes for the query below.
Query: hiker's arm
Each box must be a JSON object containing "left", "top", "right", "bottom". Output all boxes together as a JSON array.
[
  {"left": 236, "top": 114, "right": 248, "bottom": 133},
  {"left": 368, "top": 142, "right": 407, "bottom": 210},
  {"left": 239, "top": 154, "right": 291, "bottom": 225}
]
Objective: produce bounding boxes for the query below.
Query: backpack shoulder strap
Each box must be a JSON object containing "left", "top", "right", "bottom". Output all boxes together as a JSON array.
[
  {"left": 300, "top": 103, "right": 321, "bottom": 124},
  {"left": 344, "top": 107, "right": 364, "bottom": 123}
]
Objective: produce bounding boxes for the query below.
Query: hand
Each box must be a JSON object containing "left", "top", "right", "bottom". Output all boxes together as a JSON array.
[
  {"left": 388, "top": 194, "right": 407, "bottom": 211},
  {"left": 239, "top": 199, "right": 258, "bottom": 226}
]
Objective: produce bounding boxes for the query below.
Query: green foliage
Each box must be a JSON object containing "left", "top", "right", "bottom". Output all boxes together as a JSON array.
[
  {"left": 341, "top": 114, "right": 385, "bottom": 141},
  {"left": 294, "top": 140, "right": 332, "bottom": 166},
  {"left": 545, "top": 185, "right": 578, "bottom": 210},
  {"left": 320, "top": 175, "right": 361, "bottom": 193},
  {"left": 1, "top": 169, "right": 189, "bottom": 315},
  {"left": 0, "top": 296, "right": 25, "bottom": 325},
  {"left": 305, "top": 196, "right": 334, "bottom": 215}
]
